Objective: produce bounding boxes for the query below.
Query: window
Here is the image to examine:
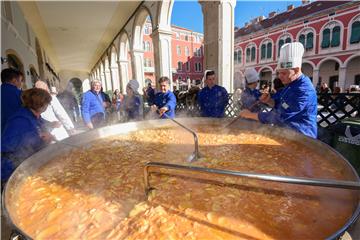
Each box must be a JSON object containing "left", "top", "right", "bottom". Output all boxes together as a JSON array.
[
  {"left": 185, "top": 35, "right": 189, "bottom": 41},
  {"left": 194, "top": 62, "right": 202, "bottom": 72},
  {"left": 143, "top": 41, "right": 146, "bottom": 50},
  {"left": 237, "top": 50, "right": 242, "bottom": 64},
  {"left": 261, "top": 44, "right": 266, "bottom": 59},
  {"left": 350, "top": 20, "right": 360, "bottom": 44},
  {"left": 146, "top": 42, "right": 151, "bottom": 52},
  {"left": 306, "top": 32, "right": 314, "bottom": 50},
  {"left": 266, "top": 42, "right": 272, "bottom": 59},
  {"left": 176, "top": 32, "right": 180, "bottom": 39},
  {"left": 177, "top": 46, "right": 181, "bottom": 56},
  {"left": 299, "top": 34, "right": 306, "bottom": 46},
  {"left": 246, "top": 48, "right": 251, "bottom": 63},
  {"left": 251, "top": 47, "right": 256, "bottom": 62},
  {"left": 234, "top": 51, "right": 238, "bottom": 62},
  {"left": 322, "top": 28, "right": 331, "bottom": 48},
  {"left": 321, "top": 22, "right": 342, "bottom": 49},
  {"left": 331, "top": 26, "right": 340, "bottom": 47},
  {"left": 186, "top": 62, "right": 190, "bottom": 71},
  {"left": 278, "top": 39, "right": 285, "bottom": 56},
  {"left": 260, "top": 41, "right": 272, "bottom": 60},
  {"left": 285, "top": 37, "right": 291, "bottom": 43},
  {"left": 144, "top": 25, "right": 150, "bottom": 35},
  {"left": 177, "top": 61, "right": 183, "bottom": 71},
  {"left": 185, "top": 46, "right": 189, "bottom": 56},
  {"left": 299, "top": 31, "right": 314, "bottom": 51}
]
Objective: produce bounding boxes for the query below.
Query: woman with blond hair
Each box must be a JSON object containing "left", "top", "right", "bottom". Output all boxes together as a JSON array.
[
  {"left": 35, "top": 81, "right": 75, "bottom": 140},
  {"left": 1, "top": 88, "right": 53, "bottom": 183}
]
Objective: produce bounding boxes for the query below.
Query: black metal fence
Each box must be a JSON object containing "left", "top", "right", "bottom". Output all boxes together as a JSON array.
[{"left": 175, "top": 93, "right": 360, "bottom": 127}]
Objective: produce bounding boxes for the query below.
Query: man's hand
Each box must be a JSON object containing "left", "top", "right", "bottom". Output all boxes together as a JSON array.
[
  {"left": 158, "top": 107, "right": 168, "bottom": 116},
  {"left": 239, "top": 109, "right": 259, "bottom": 121},
  {"left": 150, "top": 105, "right": 158, "bottom": 112},
  {"left": 259, "top": 93, "right": 275, "bottom": 107},
  {"left": 86, "top": 122, "right": 94, "bottom": 129},
  {"left": 40, "top": 131, "right": 54, "bottom": 143}
]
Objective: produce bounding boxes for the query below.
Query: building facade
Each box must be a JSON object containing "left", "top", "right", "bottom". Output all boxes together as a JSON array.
[
  {"left": 234, "top": 0, "right": 360, "bottom": 92},
  {"left": 142, "top": 19, "right": 204, "bottom": 89}
]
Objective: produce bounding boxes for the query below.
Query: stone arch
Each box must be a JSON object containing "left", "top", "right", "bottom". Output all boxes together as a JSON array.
[
  {"left": 156, "top": 0, "right": 174, "bottom": 29},
  {"left": 110, "top": 45, "right": 120, "bottom": 91},
  {"left": 344, "top": 55, "right": 360, "bottom": 89},
  {"left": 132, "top": 6, "right": 153, "bottom": 50},
  {"left": 118, "top": 31, "right": 132, "bottom": 93},
  {"left": 302, "top": 61, "right": 315, "bottom": 82},
  {"left": 258, "top": 66, "right": 273, "bottom": 88},
  {"left": 318, "top": 57, "right": 343, "bottom": 90}
]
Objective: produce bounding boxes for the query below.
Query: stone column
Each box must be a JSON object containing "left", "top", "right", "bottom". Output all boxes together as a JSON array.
[
  {"left": 152, "top": 28, "right": 173, "bottom": 90},
  {"left": 200, "top": 0, "right": 236, "bottom": 93},
  {"left": 118, "top": 60, "right": 129, "bottom": 94},
  {"left": 111, "top": 65, "right": 120, "bottom": 92},
  {"left": 101, "top": 71, "right": 107, "bottom": 91},
  {"left": 131, "top": 48, "right": 145, "bottom": 91},
  {"left": 108, "top": 65, "right": 115, "bottom": 91},
  {"left": 339, "top": 66, "right": 346, "bottom": 90},
  {"left": 104, "top": 70, "right": 112, "bottom": 91},
  {"left": 312, "top": 68, "right": 320, "bottom": 87}
]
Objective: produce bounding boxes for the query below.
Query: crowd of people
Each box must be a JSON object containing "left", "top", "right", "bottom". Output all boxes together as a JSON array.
[{"left": 2, "top": 41, "right": 350, "bottom": 186}]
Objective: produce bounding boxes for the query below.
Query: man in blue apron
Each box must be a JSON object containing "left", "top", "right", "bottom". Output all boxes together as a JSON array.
[
  {"left": 197, "top": 70, "right": 229, "bottom": 118},
  {"left": 152, "top": 76, "right": 177, "bottom": 119},
  {"left": 239, "top": 42, "right": 317, "bottom": 138}
]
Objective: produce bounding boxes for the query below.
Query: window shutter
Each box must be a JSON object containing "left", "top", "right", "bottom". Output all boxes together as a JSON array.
[
  {"left": 238, "top": 50, "right": 242, "bottom": 64},
  {"left": 306, "top": 32, "right": 314, "bottom": 50},
  {"left": 350, "top": 21, "right": 360, "bottom": 44},
  {"left": 321, "top": 28, "right": 331, "bottom": 48},
  {"left": 234, "top": 51, "right": 238, "bottom": 63},
  {"left": 278, "top": 39, "right": 284, "bottom": 56},
  {"left": 299, "top": 34, "right": 306, "bottom": 47},
  {"left": 246, "top": 48, "right": 251, "bottom": 62},
  {"left": 285, "top": 37, "right": 291, "bottom": 43},
  {"left": 261, "top": 44, "right": 266, "bottom": 59},
  {"left": 251, "top": 47, "right": 256, "bottom": 61},
  {"left": 331, "top": 26, "right": 340, "bottom": 47},
  {"left": 267, "top": 42, "right": 272, "bottom": 59}
]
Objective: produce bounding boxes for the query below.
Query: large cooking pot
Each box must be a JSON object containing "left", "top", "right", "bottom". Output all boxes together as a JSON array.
[{"left": 3, "top": 118, "right": 360, "bottom": 239}]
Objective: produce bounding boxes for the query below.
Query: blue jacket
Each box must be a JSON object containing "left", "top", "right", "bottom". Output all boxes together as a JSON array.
[
  {"left": 1, "top": 107, "right": 47, "bottom": 180},
  {"left": 154, "top": 90, "right": 177, "bottom": 119},
  {"left": 146, "top": 87, "right": 155, "bottom": 105},
  {"left": 1, "top": 83, "right": 22, "bottom": 132},
  {"left": 258, "top": 74, "right": 317, "bottom": 138},
  {"left": 241, "top": 88, "right": 261, "bottom": 112},
  {"left": 197, "top": 85, "right": 229, "bottom": 118},
  {"left": 81, "top": 90, "right": 105, "bottom": 124},
  {"left": 124, "top": 95, "right": 141, "bottom": 120}
]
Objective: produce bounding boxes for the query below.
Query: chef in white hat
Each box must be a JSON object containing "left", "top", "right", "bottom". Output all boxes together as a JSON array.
[
  {"left": 240, "top": 68, "right": 262, "bottom": 112},
  {"left": 239, "top": 42, "right": 317, "bottom": 138}
]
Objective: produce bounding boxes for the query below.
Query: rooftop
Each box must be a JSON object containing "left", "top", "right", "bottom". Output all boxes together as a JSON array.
[{"left": 235, "top": 1, "right": 352, "bottom": 38}]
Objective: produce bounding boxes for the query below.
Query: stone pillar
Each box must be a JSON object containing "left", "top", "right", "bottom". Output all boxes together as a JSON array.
[
  {"left": 152, "top": 28, "right": 173, "bottom": 90},
  {"left": 101, "top": 71, "right": 107, "bottom": 91},
  {"left": 111, "top": 65, "right": 120, "bottom": 91},
  {"left": 339, "top": 66, "right": 346, "bottom": 90},
  {"left": 104, "top": 69, "right": 112, "bottom": 92},
  {"left": 312, "top": 68, "right": 319, "bottom": 88},
  {"left": 118, "top": 60, "right": 129, "bottom": 94},
  {"left": 200, "top": 0, "right": 236, "bottom": 93},
  {"left": 131, "top": 48, "right": 145, "bottom": 91}
]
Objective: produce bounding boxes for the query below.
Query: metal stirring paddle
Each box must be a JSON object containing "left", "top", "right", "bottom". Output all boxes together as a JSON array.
[
  {"left": 144, "top": 161, "right": 360, "bottom": 197},
  {"left": 161, "top": 112, "right": 202, "bottom": 162}
]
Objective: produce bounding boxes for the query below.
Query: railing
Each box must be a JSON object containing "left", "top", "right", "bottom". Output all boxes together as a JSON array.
[
  {"left": 175, "top": 92, "right": 360, "bottom": 126},
  {"left": 317, "top": 93, "right": 360, "bottom": 128}
]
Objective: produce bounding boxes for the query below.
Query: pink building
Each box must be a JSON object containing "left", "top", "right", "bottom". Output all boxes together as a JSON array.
[
  {"left": 142, "top": 20, "right": 204, "bottom": 87},
  {"left": 234, "top": 0, "right": 360, "bottom": 91}
]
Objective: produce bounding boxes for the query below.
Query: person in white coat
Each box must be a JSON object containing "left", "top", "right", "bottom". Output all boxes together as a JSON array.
[{"left": 35, "top": 81, "right": 75, "bottom": 141}]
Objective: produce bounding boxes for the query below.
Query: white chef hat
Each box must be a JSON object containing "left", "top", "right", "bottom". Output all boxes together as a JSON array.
[
  {"left": 244, "top": 67, "right": 259, "bottom": 84},
  {"left": 127, "top": 79, "right": 139, "bottom": 94},
  {"left": 277, "top": 42, "right": 304, "bottom": 70}
]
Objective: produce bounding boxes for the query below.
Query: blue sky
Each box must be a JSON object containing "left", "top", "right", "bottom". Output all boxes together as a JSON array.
[{"left": 171, "top": 0, "right": 303, "bottom": 33}]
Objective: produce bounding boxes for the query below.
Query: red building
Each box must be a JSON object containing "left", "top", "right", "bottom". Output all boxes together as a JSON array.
[
  {"left": 234, "top": 0, "right": 360, "bottom": 92},
  {"left": 143, "top": 20, "right": 204, "bottom": 88}
]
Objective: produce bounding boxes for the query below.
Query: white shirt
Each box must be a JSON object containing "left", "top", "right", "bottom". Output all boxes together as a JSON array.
[{"left": 41, "top": 94, "right": 75, "bottom": 141}]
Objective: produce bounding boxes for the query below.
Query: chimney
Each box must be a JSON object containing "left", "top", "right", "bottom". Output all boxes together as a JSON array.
[
  {"left": 302, "top": 0, "right": 310, "bottom": 5},
  {"left": 287, "top": 4, "right": 295, "bottom": 11},
  {"left": 269, "top": 11, "right": 277, "bottom": 18},
  {"left": 257, "top": 15, "right": 266, "bottom": 22}
]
